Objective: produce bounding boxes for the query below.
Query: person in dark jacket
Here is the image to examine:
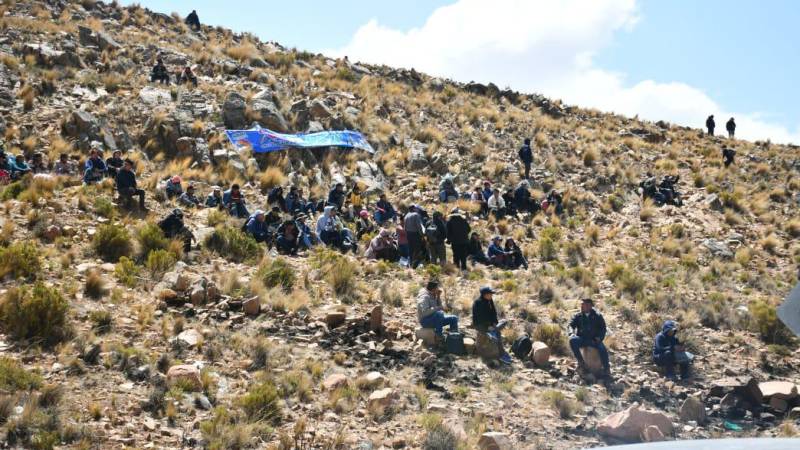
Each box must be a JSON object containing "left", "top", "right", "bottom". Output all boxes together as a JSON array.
[
  {"left": 116, "top": 159, "right": 146, "bottom": 210},
  {"left": 427, "top": 211, "right": 448, "bottom": 265},
  {"left": 267, "top": 186, "right": 286, "bottom": 212},
  {"left": 178, "top": 66, "right": 198, "bottom": 87},
  {"left": 569, "top": 298, "right": 611, "bottom": 377},
  {"left": 487, "top": 236, "right": 510, "bottom": 268},
  {"left": 705, "top": 115, "right": 715, "bottom": 136},
  {"left": 178, "top": 184, "right": 202, "bottom": 208},
  {"left": 446, "top": 208, "right": 471, "bottom": 271},
  {"left": 472, "top": 286, "right": 511, "bottom": 364},
  {"left": 28, "top": 153, "right": 48, "bottom": 174},
  {"left": 105, "top": 150, "right": 124, "bottom": 178},
  {"left": 467, "top": 233, "right": 490, "bottom": 266},
  {"left": 151, "top": 58, "right": 170, "bottom": 84},
  {"left": 205, "top": 186, "right": 223, "bottom": 209},
  {"left": 83, "top": 149, "right": 106, "bottom": 184},
  {"left": 374, "top": 193, "right": 396, "bottom": 224},
  {"left": 158, "top": 208, "right": 194, "bottom": 253},
  {"left": 245, "top": 210, "right": 270, "bottom": 243},
  {"left": 722, "top": 147, "right": 736, "bottom": 167},
  {"left": 514, "top": 181, "right": 536, "bottom": 213},
  {"left": 518, "top": 138, "right": 534, "bottom": 179},
  {"left": 652, "top": 320, "right": 690, "bottom": 379},
  {"left": 504, "top": 238, "right": 528, "bottom": 269},
  {"left": 726, "top": 117, "right": 736, "bottom": 139},
  {"left": 327, "top": 183, "right": 346, "bottom": 211},
  {"left": 223, "top": 184, "right": 249, "bottom": 218},
  {"left": 275, "top": 220, "right": 299, "bottom": 255},
  {"left": 185, "top": 10, "right": 201, "bottom": 31},
  {"left": 403, "top": 205, "right": 427, "bottom": 268}
]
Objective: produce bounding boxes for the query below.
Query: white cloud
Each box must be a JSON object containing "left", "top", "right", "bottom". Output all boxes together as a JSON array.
[{"left": 333, "top": 0, "right": 800, "bottom": 144}]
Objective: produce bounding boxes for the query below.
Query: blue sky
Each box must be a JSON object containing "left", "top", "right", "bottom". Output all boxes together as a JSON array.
[{"left": 123, "top": 0, "right": 800, "bottom": 143}]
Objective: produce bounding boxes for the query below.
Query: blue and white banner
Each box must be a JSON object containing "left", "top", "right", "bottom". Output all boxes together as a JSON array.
[{"left": 225, "top": 126, "right": 374, "bottom": 154}]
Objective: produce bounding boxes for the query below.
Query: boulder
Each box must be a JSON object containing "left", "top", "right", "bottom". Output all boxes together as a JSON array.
[
  {"left": 367, "top": 388, "right": 397, "bottom": 410},
  {"left": 415, "top": 328, "right": 437, "bottom": 346},
  {"left": 242, "top": 296, "right": 261, "bottom": 316},
  {"left": 222, "top": 92, "right": 247, "bottom": 129},
  {"left": 597, "top": 405, "right": 674, "bottom": 443},
  {"left": 309, "top": 99, "right": 333, "bottom": 120},
  {"left": 360, "top": 371, "right": 386, "bottom": 389},
  {"left": 709, "top": 376, "right": 763, "bottom": 405},
  {"left": 138, "top": 86, "right": 172, "bottom": 106},
  {"left": 190, "top": 287, "right": 206, "bottom": 305},
  {"left": 702, "top": 239, "right": 733, "bottom": 259},
  {"left": 679, "top": 396, "right": 706, "bottom": 424},
  {"left": 325, "top": 312, "right": 346, "bottom": 329},
  {"left": 369, "top": 305, "right": 383, "bottom": 333},
  {"left": 323, "top": 373, "right": 348, "bottom": 391},
  {"left": 159, "top": 289, "right": 180, "bottom": 305},
  {"left": 206, "top": 283, "right": 220, "bottom": 302},
  {"left": 166, "top": 365, "right": 201, "bottom": 391},
  {"left": 175, "top": 137, "right": 195, "bottom": 155},
  {"left": 407, "top": 140, "right": 429, "bottom": 170},
  {"left": 96, "top": 31, "right": 122, "bottom": 51},
  {"left": 478, "top": 432, "right": 512, "bottom": 450},
  {"left": 769, "top": 397, "right": 788, "bottom": 413},
  {"left": 250, "top": 98, "right": 288, "bottom": 132},
  {"left": 642, "top": 425, "right": 665, "bottom": 442},
  {"left": 530, "top": 341, "right": 550, "bottom": 367},
  {"left": 177, "top": 329, "right": 202, "bottom": 348},
  {"left": 464, "top": 337, "right": 476, "bottom": 354},
  {"left": 475, "top": 332, "right": 501, "bottom": 359},
  {"left": 759, "top": 381, "right": 798, "bottom": 401},
  {"left": 706, "top": 194, "right": 723, "bottom": 211},
  {"left": 581, "top": 346, "right": 604, "bottom": 375},
  {"left": 789, "top": 407, "right": 800, "bottom": 419}
]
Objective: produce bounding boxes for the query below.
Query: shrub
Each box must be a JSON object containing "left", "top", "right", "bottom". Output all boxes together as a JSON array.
[
  {"left": 0, "top": 241, "right": 41, "bottom": 280},
  {"left": 114, "top": 256, "right": 140, "bottom": 287},
  {"left": 542, "top": 389, "right": 579, "bottom": 419},
  {"left": 93, "top": 223, "right": 133, "bottom": 262},
  {"left": 310, "top": 248, "right": 357, "bottom": 299},
  {"left": 0, "top": 357, "right": 42, "bottom": 391},
  {"left": 750, "top": 300, "right": 794, "bottom": 344},
  {"left": 207, "top": 210, "right": 227, "bottom": 227},
  {"left": 761, "top": 234, "right": 781, "bottom": 255},
  {"left": 1, "top": 181, "right": 25, "bottom": 200},
  {"left": 533, "top": 323, "right": 568, "bottom": 355},
  {"left": 145, "top": 249, "right": 177, "bottom": 276},
  {"left": 256, "top": 258, "right": 295, "bottom": 292},
  {"left": 204, "top": 226, "right": 262, "bottom": 263},
  {"left": 538, "top": 283, "right": 556, "bottom": 304},
  {"left": 93, "top": 196, "right": 115, "bottom": 218},
  {"left": 136, "top": 222, "right": 169, "bottom": 260},
  {"left": 89, "top": 310, "right": 112, "bottom": 334},
  {"left": 258, "top": 167, "right": 287, "bottom": 192},
  {"left": 240, "top": 379, "right": 282, "bottom": 424},
  {"left": 83, "top": 270, "right": 107, "bottom": 299},
  {"left": 583, "top": 147, "right": 598, "bottom": 167},
  {"left": 423, "top": 423, "right": 461, "bottom": 450},
  {"left": 0, "top": 282, "right": 70, "bottom": 347},
  {"left": 538, "top": 237, "right": 557, "bottom": 261}
]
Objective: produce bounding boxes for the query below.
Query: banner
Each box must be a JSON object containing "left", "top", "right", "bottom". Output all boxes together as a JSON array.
[{"left": 225, "top": 126, "right": 374, "bottom": 154}]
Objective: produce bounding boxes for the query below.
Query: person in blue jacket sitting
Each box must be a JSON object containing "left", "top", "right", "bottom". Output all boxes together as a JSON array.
[
  {"left": 487, "top": 235, "right": 511, "bottom": 268},
  {"left": 223, "top": 184, "right": 249, "bottom": 218},
  {"left": 374, "top": 193, "right": 396, "bottom": 224},
  {"left": 83, "top": 149, "right": 106, "bottom": 184},
  {"left": 8, "top": 154, "right": 32, "bottom": 181},
  {"left": 653, "top": 320, "right": 691, "bottom": 380},
  {"left": 245, "top": 210, "right": 270, "bottom": 243}
]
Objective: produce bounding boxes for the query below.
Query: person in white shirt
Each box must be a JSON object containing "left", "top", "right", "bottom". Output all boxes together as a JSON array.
[{"left": 487, "top": 188, "right": 506, "bottom": 219}]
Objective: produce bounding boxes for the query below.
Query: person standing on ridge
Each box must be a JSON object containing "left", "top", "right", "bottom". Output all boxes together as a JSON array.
[
  {"left": 185, "top": 10, "right": 201, "bottom": 31},
  {"left": 726, "top": 117, "right": 736, "bottom": 139},
  {"left": 518, "top": 138, "right": 533, "bottom": 179},
  {"left": 706, "top": 115, "right": 715, "bottom": 136}
]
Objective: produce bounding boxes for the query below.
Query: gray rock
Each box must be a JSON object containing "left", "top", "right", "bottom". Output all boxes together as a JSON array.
[
  {"left": 250, "top": 97, "right": 288, "bottom": 132},
  {"left": 96, "top": 31, "right": 122, "bottom": 51},
  {"left": 194, "top": 394, "right": 212, "bottom": 410},
  {"left": 702, "top": 239, "right": 733, "bottom": 259},
  {"left": 306, "top": 121, "right": 324, "bottom": 133},
  {"left": 222, "top": 92, "right": 247, "bottom": 129},
  {"left": 309, "top": 99, "right": 333, "bottom": 119},
  {"left": 706, "top": 194, "right": 723, "bottom": 211},
  {"left": 407, "top": 140, "right": 429, "bottom": 170},
  {"left": 139, "top": 86, "right": 172, "bottom": 106}
]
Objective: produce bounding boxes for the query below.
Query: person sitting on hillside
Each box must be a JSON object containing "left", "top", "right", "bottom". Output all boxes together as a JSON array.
[
  {"left": 467, "top": 232, "right": 490, "bottom": 266},
  {"left": 658, "top": 175, "right": 682, "bottom": 206},
  {"left": 502, "top": 188, "right": 517, "bottom": 215},
  {"left": 639, "top": 173, "right": 658, "bottom": 200},
  {"left": 316, "top": 206, "right": 356, "bottom": 253},
  {"left": 9, "top": 154, "right": 32, "bottom": 181},
  {"left": 165, "top": 175, "right": 183, "bottom": 199},
  {"left": 275, "top": 219, "right": 299, "bottom": 255},
  {"left": 487, "top": 235, "right": 511, "bottom": 268},
  {"left": 285, "top": 186, "right": 305, "bottom": 214},
  {"left": 245, "top": 210, "right": 270, "bottom": 244},
  {"left": 28, "top": 152, "right": 48, "bottom": 174},
  {"left": 205, "top": 186, "right": 223, "bottom": 208},
  {"left": 115, "top": 158, "right": 146, "bottom": 210},
  {"left": 83, "top": 149, "right": 106, "bottom": 184},
  {"left": 178, "top": 184, "right": 203, "bottom": 208},
  {"left": 569, "top": 298, "right": 611, "bottom": 378},
  {"left": 105, "top": 150, "right": 124, "bottom": 178},
  {"left": 518, "top": 138, "right": 534, "bottom": 179},
  {"left": 472, "top": 286, "right": 512, "bottom": 364},
  {"left": 327, "top": 183, "right": 346, "bottom": 211},
  {"left": 158, "top": 208, "right": 194, "bottom": 253},
  {"left": 726, "top": 117, "right": 736, "bottom": 139},
  {"left": 264, "top": 206, "right": 283, "bottom": 231},
  {"left": 722, "top": 147, "right": 736, "bottom": 167},
  {"left": 53, "top": 153, "right": 76, "bottom": 176},
  {"left": 365, "top": 228, "right": 399, "bottom": 262},
  {"left": 267, "top": 186, "right": 286, "bottom": 212},
  {"left": 488, "top": 188, "right": 506, "bottom": 219},
  {"left": 504, "top": 238, "right": 528, "bottom": 269},
  {"left": 151, "top": 58, "right": 170, "bottom": 84},
  {"left": 481, "top": 181, "right": 493, "bottom": 202},
  {"left": 177, "top": 66, "right": 198, "bottom": 87},
  {"left": 223, "top": 184, "right": 249, "bottom": 218},
  {"left": 471, "top": 187, "right": 489, "bottom": 217},
  {"left": 418, "top": 280, "right": 459, "bottom": 338},
  {"left": 543, "top": 189, "right": 563, "bottom": 215},
  {"left": 295, "top": 214, "right": 319, "bottom": 250},
  {"left": 374, "top": 193, "right": 397, "bottom": 224},
  {"left": 653, "top": 320, "right": 691, "bottom": 380},
  {"left": 185, "top": 10, "right": 201, "bottom": 31},
  {"left": 426, "top": 211, "right": 448, "bottom": 266},
  {"left": 0, "top": 152, "right": 9, "bottom": 184},
  {"left": 706, "top": 115, "right": 715, "bottom": 136},
  {"left": 355, "top": 210, "right": 375, "bottom": 240},
  {"left": 346, "top": 185, "right": 364, "bottom": 221},
  {"left": 514, "top": 180, "right": 537, "bottom": 214},
  {"left": 439, "top": 174, "right": 459, "bottom": 203}
]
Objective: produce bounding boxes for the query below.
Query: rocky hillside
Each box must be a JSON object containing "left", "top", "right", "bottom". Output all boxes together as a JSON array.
[{"left": 0, "top": 1, "right": 799, "bottom": 449}]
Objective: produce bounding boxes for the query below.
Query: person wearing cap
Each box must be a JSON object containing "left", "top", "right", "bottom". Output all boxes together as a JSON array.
[
  {"left": 275, "top": 219, "right": 299, "bottom": 255},
  {"left": 116, "top": 159, "right": 146, "bottom": 210},
  {"left": 518, "top": 138, "right": 534, "bottom": 179},
  {"left": 487, "top": 236, "right": 511, "bottom": 268},
  {"left": 569, "top": 298, "right": 611, "bottom": 377},
  {"left": 446, "top": 208, "right": 471, "bottom": 271},
  {"left": 178, "top": 183, "right": 202, "bottom": 208},
  {"left": 105, "top": 150, "right": 124, "bottom": 178},
  {"left": 653, "top": 320, "right": 690, "bottom": 380},
  {"left": 403, "top": 205, "right": 427, "bottom": 268},
  {"left": 365, "top": 228, "right": 398, "bottom": 261},
  {"left": 245, "top": 210, "right": 270, "bottom": 243},
  {"left": 205, "top": 186, "right": 223, "bottom": 209},
  {"left": 83, "top": 149, "right": 106, "bottom": 184},
  {"left": 374, "top": 193, "right": 396, "bottom": 224},
  {"left": 327, "top": 183, "right": 346, "bottom": 211},
  {"left": 472, "top": 286, "right": 511, "bottom": 364},
  {"left": 54, "top": 153, "right": 75, "bottom": 176},
  {"left": 417, "top": 280, "right": 458, "bottom": 337},
  {"left": 158, "top": 208, "right": 194, "bottom": 253},
  {"left": 487, "top": 188, "right": 506, "bottom": 219},
  {"left": 427, "top": 211, "right": 448, "bottom": 265},
  {"left": 165, "top": 175, "right": 183, "bottom": 199},
  {"left": 223, "top": 184, "right": 249, "bottom": 218},
  {"left": 355, "top": 209, "right": 375, "bottom": 240}
]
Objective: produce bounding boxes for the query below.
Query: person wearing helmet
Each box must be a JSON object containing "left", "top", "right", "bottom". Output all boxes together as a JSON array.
[
  {"left": 355, "top": 209, "right": 374, "bottom": 240},
  {"left": 165, "top": 175, "right": 183, "bottom": 199},
  {"left": 158, "top": 208, "right": 194, "bottom": 253}
]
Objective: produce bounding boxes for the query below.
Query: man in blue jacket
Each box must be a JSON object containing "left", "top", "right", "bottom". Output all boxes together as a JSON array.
[
  {"left": 245, "top": 210, "right": 270, "bottom": 243},
  {"left": 653, "top": 320, "right": 690, "bottom": 380},
  {"left": 569, "top": 298, "right": 611, "bottom": 377},
  {"left": 83, "top": 149, "right": 106, "bottom": 184}
]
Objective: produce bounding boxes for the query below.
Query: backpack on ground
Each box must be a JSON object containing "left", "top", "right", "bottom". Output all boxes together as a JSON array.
[
  {"left": 445, "top": 332, "right": 467, "bottom": 356},
  {"left": 511, "top": 334, "right": 533, "bottom": 359}
]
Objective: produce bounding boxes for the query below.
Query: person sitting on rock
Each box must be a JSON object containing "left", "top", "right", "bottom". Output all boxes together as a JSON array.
[
  {"left": 295, "top": 214, "right": 319, "bottom": 250},
  {"left": 223, "top": 184, "right": 249, "bottom": 218},
  {"left": 150, "top": 58, "right": 170, "bottom": 84},
  {"left": 275, "top": 219, "right": 299, "bottom": 255},
  {"left": 245, "top": 210, "right": 270, "bottom": 243},
  {"left": 116, "top": 158, "right": 146, "bottom": 210},
  {"left": 158, "top": 208, "right": 194, "bottom": 253},
  {"left": 346, "top": 185, "right": 364, "bottom": 221},
  {"left": 105, "top": 150, "right": 124, "bottom": 178},
  {"left": 514, "top": 180, "right": 535, "bottom": 213},
  {"left": 178, "top": 183, "right": 202, "bottom": 208},
  {"left": 285, "top": 186, "right": 307, "bottom": 215},
  {"left": 653, "top": 320, "right": 691, "bottom": 380},
  {"left": 83, "top": 149, "right": 106, "bottom": 184},
  {"left": 355, "top": 209, "right": 375, "bottom": 240},
  {"left": 53, "top": 153, "right": 75, "bottom": 176},
  {"left": 374, "top": 193, "right": 396, "bottom": 224},
  {"left": 417, "top": 279, "right": 458, "bottom": 338},
  {"left": 316, "top": 206, "right": 356, "bottom": 253},
  {"left": 472, "top": 286, "right": 512, "bottom": 365},
  {"left": 487, "top": 235, "right": 511, "bottom": 268},
  {"left": 542, "top": 189, "right": 562, "bottom": 215},
  {"left": 267, "top": 186, "right": 286, "bottom": 212},
  {"left": 205, "top": 186, "right": 223, "bottom": 209},
  {"left": 467, "top": 232, "right": 490, "bottom": 266},
  {"left": 569, "top": 298, "right": 611, "bottom": 378},
  {"left": 488, "top": 188, "right": 506, "bottom": 219},
  {"left": 178, "top": 66, "right": 198, "bottom": 87},
  {"left": 28, "top": 152, "right": 48, "bottom": 174},
  {"left": 9, "top": 154, "right": 32, "bottom": 180},
  {"left": 365, "top": 228, "right": 399, "bottom": 261},
  {"left": 438, "top": 174, "right": 459, "bottom": 203},
  {"left": 165, "top": 175, "right": 183, "bottom": 199},
  {"left": 722, "top": 147, "right": 736, "bottom": 167},
  {"left": 504, "top": 238, "right": 528, "bottom": 270},
  {"left": 471, "top": 187, "right": 489, "bottom": 217},
  {"left": 185, "top": 9, "right": 201, "bottom": 31},
  {"left": 327, "top": 183, "right": 346, "bottom": 211},
  {"left": 502, "top": 188, "right": 517, "bottom": 216}
]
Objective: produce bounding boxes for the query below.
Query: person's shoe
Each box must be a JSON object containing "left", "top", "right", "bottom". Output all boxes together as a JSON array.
[{"left": 499, "top": 354, "right": 513, "bottom": 365}]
